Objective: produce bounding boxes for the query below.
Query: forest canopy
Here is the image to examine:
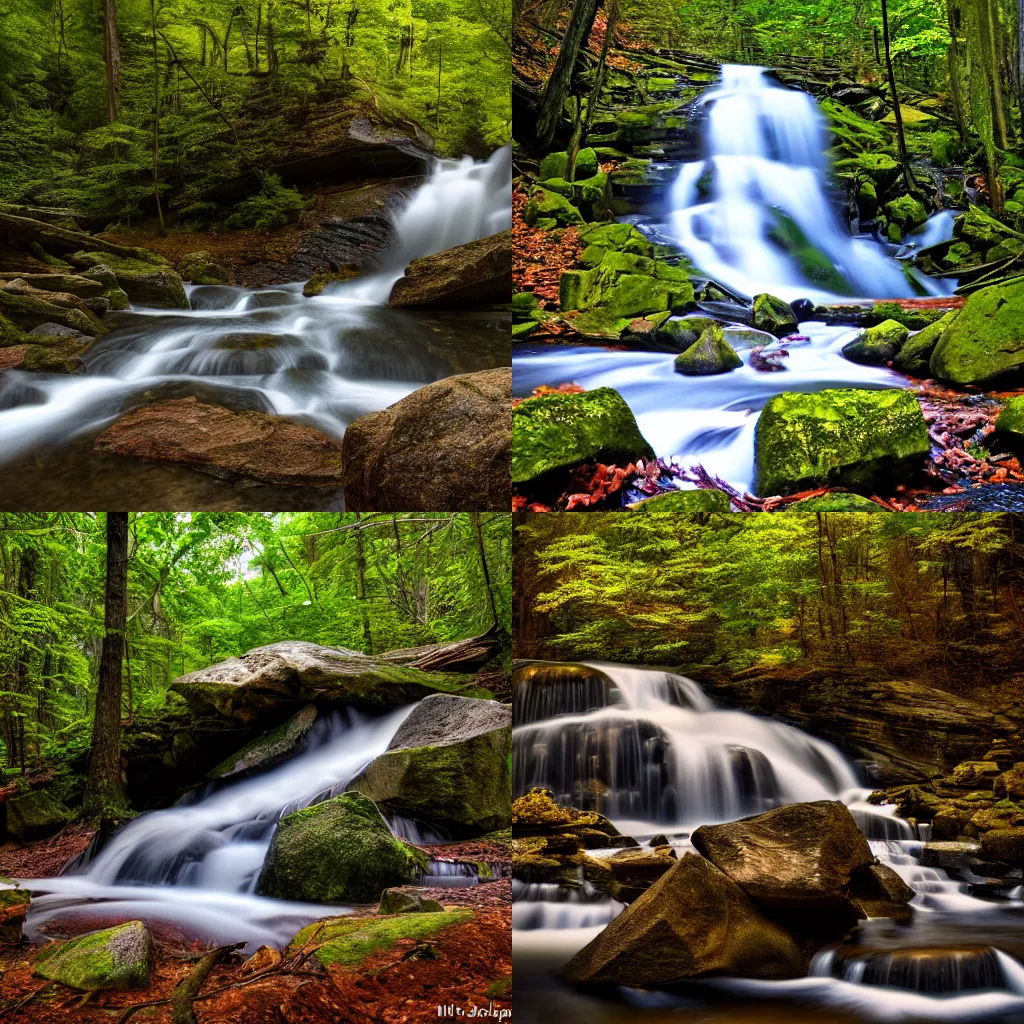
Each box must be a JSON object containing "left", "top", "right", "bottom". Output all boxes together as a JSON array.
[{"left": 0, "top": 511, "right": 510, "bottom": 774}]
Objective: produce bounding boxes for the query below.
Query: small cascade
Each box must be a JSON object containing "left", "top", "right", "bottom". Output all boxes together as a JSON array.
[
  {"left": 417, "top": 861, "right": 480, "bottom": 888},
  {"left": 512, "top": 879, "right": 624, "bottom": 931},
  {"left": 811, "top": 945, "right": 1009, "bottom": 993}
]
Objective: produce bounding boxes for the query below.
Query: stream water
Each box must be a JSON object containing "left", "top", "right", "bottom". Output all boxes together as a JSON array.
[
  {"left": 0, "top": 148, "right": 512, "bottom": 509},
  {"left": 513, "top": 66, "right": 958, "bottom": 495},
  {"left": 514, "top": 663, "right": 1024, "bottom": 1023},
  {"left": 16, "top": 704, "right": 453, "bottom": 952}
]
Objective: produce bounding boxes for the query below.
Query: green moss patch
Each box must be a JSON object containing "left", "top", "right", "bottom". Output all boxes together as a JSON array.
[{"left": 34, "top": 921, "right": 153, "bottom": 991}]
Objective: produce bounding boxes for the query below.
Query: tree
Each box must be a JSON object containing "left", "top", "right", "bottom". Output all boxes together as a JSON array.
[
  {"left": 104, "top": 0, "right": 121, "bottom": 123},
  {"left": 83, "top": 512, "right": 129, "bottom": 818},
  {"left": 536, "top": 0, "right": 601, "bottom": 147},
  {"left": 880, "top": 0, "right": 914, "bottom": 188}
]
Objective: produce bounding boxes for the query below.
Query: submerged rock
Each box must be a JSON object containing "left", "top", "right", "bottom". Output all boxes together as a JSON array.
[
  {"left": 753, "top": 388, "right": 929, "bottom": 497},
  {"left": 842, "top": 318, "right": 909, "bottom": 365},
  {"left": 673, "top": 323, "right": 743, "bottom": 375},
  {"left": 257, "top": 791, "right": 425, "bottom": 903},
  {"left": 388, "top": 230, "right": 511, "bottom": 308},
  {"left": 93, "top": 397, "right": 344, "bottom": 488},
  {"left": 562, "top": 853, "right": 804, "bottom": 986},
  {"left": 342, "top": 367, "right": 509, "bottom": 512},
  {"left": 752, "top": 293, "right": 798, "bottom": 336},
  {"left": 34, "top": 920, "right": 154, "bottom": 991},
  {"left": 352, "top": 694, "right": 512, "bottom": 835},
  {"left": 68, "top": 251, "right": 187, "bottom": 309},
  {"left": 512, "top": 386, "right": 654, "bottom": 487}
]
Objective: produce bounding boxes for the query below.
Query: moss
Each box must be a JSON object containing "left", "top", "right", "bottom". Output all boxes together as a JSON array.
[
  {"left": 7, "top": 789, "right": 74, "bottom": 841},
  {"left": 821, "top": 98, "right": 894, "bottom": 158},
  {"left": 869, "top": 301, "right": 952, "bottom": 330},
  {"left": 289, "top": 910, "right": 472, "bottom": 968},
  {"left": 842, "top": 319, "right": 910, "bottom": 366},
  {"left": 892, "top": 310, "right": 960, "bottom": 377},
  {"left": 0, "top": 312, "right": 32, "bottom": 347},
  {"left": 303, "top": 268, "right": 359, "bottom": 296},
  {"left": 486, "top": 977, "right": 512, "bottom": 998},
  {"left": 674, "top": 324, "right": 742, "bottom": 375},
  {"left": 752, "top": 293, "right": 798, "bottom": 336},
  {"left": 512, "top": 387, "right": 654, "bottom": 485},
  {"left": 630, "top": 489, "right": 731, "bottom": 511},
  {"left": 34, "top": 921, "right": 153, "bottom": 991},
  {"left": 880, "top": 104, "right": 936, "bottom": 127},
  {"left": 539, "top": 172, "right": 609, "bottom": 204},
  {"left": 857, "top": 179, "right": 878, "bottom": 220},
  {"left": 783, "top": 493, "right": 880, "bottom": 512},
  {"left": 577, "top": 222, "right": 652, "bottom": 257},
  {"left": 524, "top": 188, "right": 583, "bottom": 228},
  {"left": 835, "top": 152, "right": 901, "bottom": 189},
  {"left": 0, "top": 290, "right": 105, "bottom": 338},
  {"left": 258, "top": 791, "right": 427, "bottom": 903},
  {"left": 753, "top": 388, "right": 930, "bottom": 498},
  {"left": 513, "top": 321, "right": 539, "bottom": 338},
  {"left": 930, "top": 278, "right": 1024, "bottom": 385},
  {"left": 885, "top": 195, "right": 928, "bottom": 232}
]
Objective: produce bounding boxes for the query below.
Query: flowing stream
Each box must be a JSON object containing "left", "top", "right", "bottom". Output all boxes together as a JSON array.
[
  {"left": 16, "top": 704, "right": 448, "bottom": 952},
  {"left": 513, "top": 663, "right": 1024, "bottom": 1023},
  {"left": 513, "top": 67, "right": 956, "bottom": 495},
  {"left": 0, "top": 148, "right": 512, "bottom": 508}
]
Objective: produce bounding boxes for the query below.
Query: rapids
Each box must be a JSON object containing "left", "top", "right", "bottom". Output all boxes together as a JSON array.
[{"left": 513, "top": 662, "right": 1024, "bottom": 1023}]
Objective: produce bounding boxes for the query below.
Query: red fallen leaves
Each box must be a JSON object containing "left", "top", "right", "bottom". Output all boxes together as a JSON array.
[
  {"left": 512, "top": 185, "right": 584, "bottom": 309},
  {"left": 565, "top": 462, "right": 636, "bottom": 509}
]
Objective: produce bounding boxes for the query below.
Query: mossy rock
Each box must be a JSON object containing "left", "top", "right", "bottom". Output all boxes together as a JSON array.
[
  {"left": 651, "top": 316, "right": 719, "bottom": 353},
  {"left": 842, "top": 319, "right": 909, "bottom": 366},
  {"left": 512, "top": 387, "right": 655, "bottom": 486},
  {"left": 209, "top": 705, "right": 318, "bottom": 780},
  {"left": 753, "top": 388, "right": 929, "bottom": 498},
  {"left": 524, "top": 188, "right": 584, "bottom": 229},
  {"left": 288, "top": 910, "right": 472, "bottom": 968},
  {"left": 513, "top": 321, "right": 539, "bottom": 339},
  {"left": 7, "top": 789, "right": 74, "bottom": 842},
  {"left": 880, "top": 105, "right": 937, "bottom": 127},
  {"left": 930, "top": 278, "right": 1024, "bottom": 385},
  {"left": 821, "top": 98, "right": 894, "bottom": 159},
  {"left": 892, "top": 310, "right": 959, "bottom": 377},
  {"left": 783, "top": 493, "right": 880, "bottom": 512},
  {"left": 303, "top": 267, "right": 360, "bottom": 296},
  {"left": 0, "top": 877, "right": 31, "bottom": 943},
  {"left": 884, "top": 195, "right": 928, "bottom": 232},
  {"left": 630, "top": 489, "right": 731, "bottom": 511},
  {"left": 540, "top": 172, "right": 609, "bottom": 205},
  {"left": 34, "top": 921, "right": 153, "bottom": 991},
  {"left": 857, "top": 179, "right": 879, "bottom": 220},
  {"left": 752, "top": 294, "right": 798, "bottom": 336},
  {"left": 674, "top": 324, "right": 742, "bottom": 376},
  {"left": 994, "top": 396, "right": 1024, "bottom": 456},
  {"left": 0, "top": 289, "right": 105, "bottom": 338},
  {"left": 68, "top": 252, "right": 187, "bottom": 309},
  {"left": 835, "top": 152, "right": 901, "bottom": 190},
  {"left": 177, "top": 251, "right": 228, "bottom": 286},
  {"left": 577, "top": 222, "right": 652, "bottom": 258},
  {"left": 257, "top": 791, "right": 426, "bottom": 904},
  {"left": 79, "top": 264, "right": 131, "bottom": 311},
  {"left": 378, "top": 888, "right": 444, "bottom": 915}
]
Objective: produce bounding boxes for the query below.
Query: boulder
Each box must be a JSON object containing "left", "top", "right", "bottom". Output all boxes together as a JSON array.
[
  {"left": 949, "top": 760, "right": 1001, "bottom": 787},
  {"left": 0, "top": 288, "right": 105, "bottom": 337},
  {"left": 169, "top": 639, "right": 492, "bottom": 722},
  {"left": 842, "top": 319, "right": 909, "bottom": 366},
  {"left": 388, "top": 230, "right": 511, "bottom": 308},
  {"left": 524, "top": 187, "right": 584, "bottom": 229},
  {"left": 0, "top": 877, "right": 31, "bottom": 943},
  {"left": 512, "top": 386, "right": 654, "bottom": 487},
  {"left": 630, "top": 489, "right": 731, "bottom": 512},
  {"left": 783, "top": 493, "right": 880, "bottom": 512},
  {"left": 378, "top": 888, "right": 444, "bottom": 915},
  {"left": 979, "top": 827, "right": 1024, "bottom": 866},
  {"left": 351, "top": 694, "right": 512, "bottom": 835},
  {"left": 68, "top": 252, "right": 187, "bottom": 309},
  {"left": 79, "top": 264, "right": 131, "bottom": 311},
  {"left": 562, "top": 853, "right": 804, "bottom": 986},
  {"left": 995, "top": 764, "right": 1024, "bottom": 802},
  {"left": 258, "top": 791, "right": 425, "bottom": 903},
  {"left": 303, "top": 266, "right": 360, "bottom": 296},
  {"left": 673, "top": 324, "right": 743, "bottom": 375},
  {"left": 558, "top": 251, "right": 694, "bottom": 322},
  {"left": 884, "top": 195, "right": 928, "bottom": 234},
  {"left": 177, "top": 251, "right": 228, "bottom": 285},
  {"left": 342, "top": 367, "right": 509, "bottom": 512},
  {"left": 540, "top": 149, "right": 599, "bottom": 181},
  {"left": 752, "top": 294, "right": 798, "bottom": 336},
  {"left": 849, "top": 863, "right": 915, "bottom": 922},
  {"left": 93, "top": 397, "right": 345, "bottom": 488},
  {"left": 7, "top": 789, "right": 73, "bottom": 842},
  {"left": 995, "top": 396, "right": 1024, "bottom": 457},
  {"left": 892, "top": 311, "right": 959, "bottom": 377},
  {"left": 208, "top": 705, "right": 319, "bottom": 780},
  {"left": 753, "top": 388, "right": 929, "bottom": 498},
  {"left": 930, "top": 279, "right": 1024, "bottom": 385},
  {"left": 605, "top": 848, "right": 677, "bottom": 902},
  {"left": 33, "top": 921, "right": 154, "bottom": 991},
  {"left": 691, "top": 801, "right": 874, "bottom": 914},
  {"left": 652, "top": 316, "right": 721, "bottom": 353}
]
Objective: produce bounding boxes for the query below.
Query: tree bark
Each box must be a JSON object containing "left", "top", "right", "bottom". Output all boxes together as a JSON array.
[
  {"left": 104, "top": 0, "right": 121, "bottom": 123},
  {"left": 84, "top": 513, "right": 129, "bottom": 818},
  {"left": 353, "top": 513, "right": 374, "bottom": 655},
  {"left": 150, "top": 0, "right": 165, "bottom": 231},
  {"left": 536, "top": 0, "right": 601, "bottom": 148},
  {"left": 880, "top": 0, "right": 915, "bottom": 188},
  {"left": 470, "top": 513, "right": 499, "bottom": 630},
  {"left": 566, "top": 0, "right": 617, "bottom": 180}
]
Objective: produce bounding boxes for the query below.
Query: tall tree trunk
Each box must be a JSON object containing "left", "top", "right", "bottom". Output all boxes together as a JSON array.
[
  {"left": 536, "top": 0, "right": 601, "bottom": 148},
  {"left": 150, "top": 0, "right": 165, "bottom": 231},
  {"left": 104, "top": 0, "right": 121, "bottom": 122},
  {"left": 84, "top": 513, "right": 129, "bottom": 818},
  {"left": 880, "top": 0, "right": 915, "bottom": 187},
  {"left": 566, "top": 0, "right": 617, "bottom": 181},
  {"left": 353, "top": 513, "right": 373, "bottom": 654},
  {"left": 470, "top": 513, "right": 499, "bottom": 631}
]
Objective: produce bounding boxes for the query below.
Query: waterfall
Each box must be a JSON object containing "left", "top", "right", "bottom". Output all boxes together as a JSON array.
[
  {"left": 667, "top": 64, "right": 933, "bottom": 302},
  {"left": 0, "top": 147, "right": 512, "bottom": 469},
  {"left": 22, "top": 705, "right": 419, "bottom": 951}
]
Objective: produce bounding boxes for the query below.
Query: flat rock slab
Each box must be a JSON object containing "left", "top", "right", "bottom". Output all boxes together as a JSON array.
[
  {"left": 388, "top": 230, "right": 511, "bottom": 308},
  {"left": 93, "top": 397, "right": 345, "bottom": 488},
  {"left": 387, "top": 694, "right": 511, "bottom": 751}
]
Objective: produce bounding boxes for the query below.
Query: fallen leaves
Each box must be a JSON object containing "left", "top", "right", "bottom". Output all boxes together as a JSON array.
[{"left": 512, "top": 185, "right": 584, "bottom": 309}]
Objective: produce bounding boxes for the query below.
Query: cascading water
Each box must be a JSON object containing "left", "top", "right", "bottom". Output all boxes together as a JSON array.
[
  {"left": 514, "top": 663, "right": 1024, "bottom": 1023},
  {"left": 18, "top": 705, "right": 425, "bottom": 951},
  {"left": 0, "top": 147, "right": 512, "bottom": 501}
]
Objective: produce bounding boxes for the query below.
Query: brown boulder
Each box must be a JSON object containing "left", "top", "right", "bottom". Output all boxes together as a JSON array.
[
  {"left": 388, "top": 230, "right": 511, "bottom": 308},
  {"left": 0, "top": 287, "right": 105, "bottom": 337},
  {"left": 562, "top": 853, "right": 804, "bottom": 986},
  {"left": 342, "top": 367, "right": 510, "bottom": 511},
  {"left": 605, "top": 848, "right": 677, "bottom": 902},
  {"left": 93, "top": 397, "right": 344, "bottom": 488},
  {"left": 691, "top": 801, "right": 874, "bottom": 913},
  {"left": 995, "top": 763, "right": 1024, "bottom": 802},
  {"left": 849, "top": 863, "right": 915, "bottom": 922},
  {"left": 979, "top": 827, "right": 1024, "bottom": 866}
]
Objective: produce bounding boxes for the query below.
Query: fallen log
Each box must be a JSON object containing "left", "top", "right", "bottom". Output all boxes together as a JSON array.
[{"left": 0, "top": 211, "right": 165, "bottom": 265}]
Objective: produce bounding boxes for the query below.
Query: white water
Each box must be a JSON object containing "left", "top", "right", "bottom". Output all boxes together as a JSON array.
[
  {"left": 22, "top": 705, "right": 418, "bottom": 951},
  {"left": 514, "top": 663, "right": 1024, "bottom": 1021},
  {"left": 0, "top": 147, "right": 512, "bottom": 468}
]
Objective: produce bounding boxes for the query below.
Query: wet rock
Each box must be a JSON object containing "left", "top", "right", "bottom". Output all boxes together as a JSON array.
[
  {"left": 33, "top": 920, "right": 154, "bottom": 990},
  {"left": 825, "top": 945, "right": 1003, "bottom": 992},
  {"left": 512, "top": 788, "right": 620, "bottom": 839},
  {"left": 93, "top": 397, "right": 344, "bottom": 488},
  {"left": 208, "top": 705, "right": 319, "bottom": 780},
  {"left": 892, "top": 310, "right": 959, "bottom": 377},
  {"left": 949, "top": 760, "right": 1002, "bottom": 788},
  {"left": 842, "top": 318, "right": 909, "bottom": 365},
  {"left": 562, "top": 853, "right": 804, "bottom": 985},
  {"left": 7, "top": 789, "right": 74, "bottom": 842},
  {"left": 257, "top": 791, "right": 425, "bottom": 903},
  {"left": 753, "top": 388, "right": 929, "bottom": 497},
  {"left": 388, "top": 230, "right": 510, "bottom": 308},
  {"left": 177, "top": 251, "right": 229, "bottom": 285},
  {"left": 351, "top": 695, "right": 512, "bottom": 835},
  {"left": 630, "top": 489, "right": 731, "bottom": 511},
  {"left": 849, "top": 863, "right": 915, "bottom": 922},
  {"left": 377, "top": 888, "right": 444, "bottom": 915},
  {"left": 884, "top": 195, "right": 928, "bottom": 234},
  {"left": 649, "top": 834, "right": 669, "bottom": 847},
  {"left": 29, "top": 322, "right": 93, "bottom": 345},
  {"left": 0, "top": 287, "right": 105, "bottom": 337},
  {"left": 674, "top": 323, "right": 743, "bottom": 375},
  {"left": 652, "top": 315, "right": 720, "bottom": 352},
  {"left": 79, "top": 263, "right": 131, "bottom": 311},
  {"left": 752, "top": 293, "right": 798, "bottom": 336},
  {"left": 979, "top": 827, "right": 1024, "bottom": 867},
  {"left": 605, "top": 847, "right": 677, "bottom": 902},
  {"left": 68, "top": 251, "right": 187, "bottom": 309},
  {"left": 303, "top": 265, "right": 360, "bottom": 296},
  {"left": 512, "top": 386, "right": 654, "bottom": 488},
  {"left": 0, "top": 877, "right": 31, "bottom": 943},
  {"left": 995, "top": 764, "right": 1024, "bottom": 802},
  {"left": 342, "top": 367, "right": 509, "bottom": 512}
]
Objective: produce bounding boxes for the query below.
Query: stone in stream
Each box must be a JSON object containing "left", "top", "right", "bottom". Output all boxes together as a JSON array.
[
  {"left": 652, "top": 315, "right": 720, "bottom": 353},
  {"left": 604, "top": 847, "right": 678, "bottom": 903},
  {"left": 0, "top": 286, "right": 105, "bottom": 337},
  {"left": 980, "top": 827, "right": 1024, "bottom": 867},
  {"left": 388, "top": 230, "right": 511, "bottom": 308},
  {"left": 848, "top": 863, "right": 915, "bottom": 922},
  {"left": 377, "top": 888, "right": 444, "bottom": 915},
  {"left": 67, "top": 251, "right": 187, "bottom": 309},
  {"left": 562, "top": 853, "right": 804, "bottom": 986},
  {"left": 930, "top": 278, "right": 1024, "bottom": 385},
  {"left": 884, "top": 195, "right": 928, "bottom": 235},
  {"left": 33, "top": 920, "right": 154, "bottom": 990},
  {"left": 673, "top": 323, "right": 742, "bottom": 375},
  {"left": 752, "top": 293, "right": 798, "bottom": 336},
  {"left": 79, "top": 263, "right": 131, "bottom": 311},
  {"left": 892, "top": 310, "right": 959, "bottom": 377},
  {"left": 842, "top": 318, "right": 910, "bottom": 365},
  {"left": 302, "top": 265, "right": 361, "bottom": 296},
  {"left": 258, "top": 791, "right": 426, "bottom": 903},
  {"left": 207, "top": 704, "right": 319, "bottom": 780},
  {"left": 351, "top": 694, "right": 512, "bottom": 835},
  {"left": 0, "top": 877, "right": 31, "bottom": 943},
  {"left": 753, "top": 387, "right": 929, "bottom": 498},
  {"left": 176, "top": 251, "right": 229, "bottom": 285},
  {"left": 342, "top": 367, "right": 510, "bottom": 512},
  {"left": 93, "top": 397, "right": 345, "bottom": 489}
]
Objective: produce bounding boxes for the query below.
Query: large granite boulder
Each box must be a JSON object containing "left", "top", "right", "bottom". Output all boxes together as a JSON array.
[
  {"left": 351, "top": 694, "right": 512, "bottom": 835},
  {"left": 208, "top": 705, "right": 320, "bottom": 780},
  {"left": 388, "top": 230, "right": 511, "bottom": 308},
  {"left": 342, "top": 367, "right": 510, "bottom": 511},
  {"left": 562, "top": 853, "right": 804, "bottom": 986},
  {"left": 33, "top": 921, "right": 154, "bottom": 991},
  {"left": 257, "top": 791, "right": 425, "bottom": 903}
]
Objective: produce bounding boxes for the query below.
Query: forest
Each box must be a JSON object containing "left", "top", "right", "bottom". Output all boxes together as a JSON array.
[{"left": 511, "top": 0, "right": 1024, "bottom": 513}]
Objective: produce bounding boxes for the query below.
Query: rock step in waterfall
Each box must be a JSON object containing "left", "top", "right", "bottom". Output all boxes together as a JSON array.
[{"left": 512, "top": 662, "right": 1024, "bottom": 1019}]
